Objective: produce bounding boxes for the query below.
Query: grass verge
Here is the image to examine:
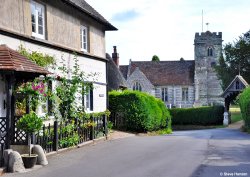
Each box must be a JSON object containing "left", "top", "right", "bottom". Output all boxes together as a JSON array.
[{"left": 146, "top": 128, "right": 172, "bottom": 136}]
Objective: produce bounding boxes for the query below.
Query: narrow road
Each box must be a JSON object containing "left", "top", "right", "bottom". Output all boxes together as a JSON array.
[{"left": 6, "top": 127, "right": 250, "bottom": 177}]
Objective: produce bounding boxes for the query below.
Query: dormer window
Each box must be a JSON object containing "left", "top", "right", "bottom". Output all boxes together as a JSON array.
[
  {"left": 31, "top": 1, "right": 45, "bottom": 39},
  {"left": 80, "top": 26, "right": 88, "bottom": 52},
  {"left": 207, "top": 47, "right": 213, "bottom": 56}
]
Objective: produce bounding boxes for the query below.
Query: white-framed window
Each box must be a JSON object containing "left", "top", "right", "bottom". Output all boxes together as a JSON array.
[
  {"left": 182, "top": 88, "right": 189, "bottom": 102},
  {"left": 80, "top": 26, "right": 88, "bottom": 52},
  {"left": 83, "top": 85, "right": 93, "bottom": 111},
  {"left": 161, "top": 87, "right": 168, "bottom": 102},
  {"left": 31, "top": 0, "right": 45, "bottom": 39},
  {"left": 133, "top": 82, "right": 142, "bottom": 91}
]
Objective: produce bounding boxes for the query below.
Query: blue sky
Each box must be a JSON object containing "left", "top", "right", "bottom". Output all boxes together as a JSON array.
[{"left": 87, "top": 0, "right": 250, "bottom": 65}]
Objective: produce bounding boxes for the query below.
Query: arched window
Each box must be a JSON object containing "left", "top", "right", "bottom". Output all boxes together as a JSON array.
[
  {"left": 133, "top": 82, "right": 142, "bottom": 91},
  {"left": 207, "top": 47, "right": 213, "bottom": 56}
]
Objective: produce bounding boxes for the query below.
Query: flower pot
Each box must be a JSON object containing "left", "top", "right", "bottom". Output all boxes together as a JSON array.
[{"left": 21, "top": 154, "right": 38, "bottom": 168}]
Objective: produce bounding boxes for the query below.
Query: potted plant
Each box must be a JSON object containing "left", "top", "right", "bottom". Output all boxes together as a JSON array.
[{"left": 16, "top": 112, "right": 43, "bottom": 168}]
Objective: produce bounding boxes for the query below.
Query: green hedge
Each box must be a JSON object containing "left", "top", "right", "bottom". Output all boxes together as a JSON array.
[
  {"left": 169, "top": 106, "right": 224, "bottom": 125},
  {"left": 239, "top": 87, "right": 250, "bottom": 128},
  {"left": 109, "top": 90, "right": 171, "bottom": 132}
]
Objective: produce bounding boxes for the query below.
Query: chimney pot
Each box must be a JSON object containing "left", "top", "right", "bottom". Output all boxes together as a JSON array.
[{"left": 112, "top": 46, "right": 119, "bottom": 68}]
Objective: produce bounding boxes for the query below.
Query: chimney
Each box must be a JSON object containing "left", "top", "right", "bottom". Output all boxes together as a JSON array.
[{"left": 112, "top": 46, "right": 119, "bottom": 67}]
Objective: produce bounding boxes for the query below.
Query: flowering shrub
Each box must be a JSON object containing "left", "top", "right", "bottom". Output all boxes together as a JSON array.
[{"left": 16, "top": 80, "right": 48, "bottom": 112}]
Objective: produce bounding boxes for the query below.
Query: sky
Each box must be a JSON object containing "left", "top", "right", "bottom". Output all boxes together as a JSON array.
[{"left": 87, "top": 0, "right": 250, "bottom": 65}]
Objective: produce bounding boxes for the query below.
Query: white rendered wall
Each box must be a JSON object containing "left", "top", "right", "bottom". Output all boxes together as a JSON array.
[{"left": 0, "top": 34, "right": 107, "bottom": 113}]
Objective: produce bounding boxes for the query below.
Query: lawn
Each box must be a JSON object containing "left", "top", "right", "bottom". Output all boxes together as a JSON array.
[{"left": 229, "top": 106, "right": 242, "bottom": 123}]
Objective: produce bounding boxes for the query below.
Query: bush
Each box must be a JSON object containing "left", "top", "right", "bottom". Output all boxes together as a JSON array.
[
  {"left": 239, "top": 87, "right": 250, "bottom": 129},
  {"left": 109, "top": 90, "right": 171, "bottom": 132},
  {"left": 169, "top": 106, "right": 224, "bottom": 125}
]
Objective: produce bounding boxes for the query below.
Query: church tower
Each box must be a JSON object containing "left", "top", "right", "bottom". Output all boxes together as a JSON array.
[{"left": 194, "top": 31, "right": 223, "bottom": 106}]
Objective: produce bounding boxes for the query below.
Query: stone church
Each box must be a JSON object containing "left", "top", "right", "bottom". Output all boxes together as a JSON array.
[{"left": 111, "top": 31, "right": 224, "bottom": 108}]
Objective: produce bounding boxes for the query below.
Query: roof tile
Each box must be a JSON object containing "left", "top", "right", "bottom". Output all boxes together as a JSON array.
[{"left": 0, "top": 45, "right": 50, "bottom": 75}]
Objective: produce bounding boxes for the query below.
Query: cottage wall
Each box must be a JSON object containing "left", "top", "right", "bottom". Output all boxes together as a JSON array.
[
  {"left": 0, "top": 0, "right": 106, "bottom": 58},
  {"left": 0, "top": 34, "right": 107, "bottom": 113}
]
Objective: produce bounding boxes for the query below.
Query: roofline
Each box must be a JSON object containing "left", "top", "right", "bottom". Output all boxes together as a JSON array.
[
  {"left": 222, "top": 75, "right": 249, "bottom": 97},
  {"left": 0, "top": 27, "right": 108, "bottom": 62},
  {"left": 62, "top": 0, "right": 118, "bottom": 31}
]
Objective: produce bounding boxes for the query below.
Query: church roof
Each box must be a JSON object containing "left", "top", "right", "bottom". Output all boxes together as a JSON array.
[{"left": 120, "top": 60, "right": 195, "bottom": 86}]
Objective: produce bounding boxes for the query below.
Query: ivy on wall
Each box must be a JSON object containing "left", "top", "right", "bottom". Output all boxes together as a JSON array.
[{"left": 18, "top": 45, "right": 56, "bottom": 67}]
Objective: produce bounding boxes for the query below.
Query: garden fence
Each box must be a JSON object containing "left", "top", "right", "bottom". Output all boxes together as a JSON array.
[{"left": 13, "top": 115, "right": 107, "bottom": 153}]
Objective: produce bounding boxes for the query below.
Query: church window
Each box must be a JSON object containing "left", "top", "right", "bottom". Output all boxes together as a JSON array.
[
  {"left": 182, "top": 88, "right": 188, "bottom": 101},
  {"left": 161, "top": 88, "right": 168, "bottom": 102},
  {"left": 207, "top": 47, "right": 213, "bottom": 56},
  {"left": 133, "top": 82, "right": 142, "bottom": 91}
]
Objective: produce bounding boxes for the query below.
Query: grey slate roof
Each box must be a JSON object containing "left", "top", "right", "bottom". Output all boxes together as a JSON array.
[
  {"left": 63, "top": 0, "right": 117, "bottom": 30},
  {"left": 121, "top": 60, "right": 195, "bottom": 86}
]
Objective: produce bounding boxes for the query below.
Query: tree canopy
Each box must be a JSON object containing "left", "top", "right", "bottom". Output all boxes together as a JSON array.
[
  {"left": 215, "top": 30, "right": 250, "bottom": 90},
  {"left": 152, "top": 55, "right": 160, "bottom": 61}
]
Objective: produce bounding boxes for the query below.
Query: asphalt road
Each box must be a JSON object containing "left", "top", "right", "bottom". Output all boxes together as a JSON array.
[{"left": 6, "top": 128, "right": 250, "bottom": 177}]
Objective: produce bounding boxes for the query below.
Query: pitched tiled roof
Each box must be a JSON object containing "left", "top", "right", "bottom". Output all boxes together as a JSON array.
[
  {"left": 122, "top": 60, "right": 195, "bottom": 86},
  {"left": 0, "top": 45, "right": 49, "bottom": 75},
  {"left": 63, "top": 0, "right": 117, "bottom": 31}
]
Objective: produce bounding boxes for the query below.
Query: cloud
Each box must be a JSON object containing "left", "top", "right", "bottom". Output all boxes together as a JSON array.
[
  {"left": 87, "top": 0, "right": 250, "bottom": 65},
  {"left": 112, "top": 10, "right": 140, "bottom": 22}
]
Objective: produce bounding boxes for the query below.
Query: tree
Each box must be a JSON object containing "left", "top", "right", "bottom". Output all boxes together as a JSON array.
[
  {"left": 152, "top": 55, "right": 160, "bottom": 61},
  {"left": 215, "top": 30, "right": 250, "bottom": 90}
]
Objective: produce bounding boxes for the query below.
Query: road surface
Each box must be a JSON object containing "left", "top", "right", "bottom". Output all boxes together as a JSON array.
[{"left": 6, "top": 128, "right": 250, "bottom": 177}]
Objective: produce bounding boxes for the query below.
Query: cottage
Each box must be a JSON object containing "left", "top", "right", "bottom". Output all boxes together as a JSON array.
[
  {"left": 0, "top": 0, "right": 117, "bottom": 114},
  {"left": 0, "top": 0, "right": 116, "bottom": 149}
]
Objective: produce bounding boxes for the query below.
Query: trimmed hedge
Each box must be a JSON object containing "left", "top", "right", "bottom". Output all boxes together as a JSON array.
[
  {"left": 109, "top": 90, "right": 171, "bottom": 132},
  {"left": 239, "top": 88, "right": 250, "bottom": 128},
  {"left": 169, "top": 106, "right": 224, "bottom": 125}
]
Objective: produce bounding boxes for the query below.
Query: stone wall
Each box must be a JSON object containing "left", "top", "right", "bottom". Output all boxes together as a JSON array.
[
  {"left": 194, "top": 31, "right": 223, "bottom": 106},
  {"left": 126, "top": 67, "right": 155, "bottom": 95},
  {"left": 155, "top": 85, "right": 195, "bottom": 108},
  {"left": 0, "top": 0, "right": 106, "bottom": 58}
]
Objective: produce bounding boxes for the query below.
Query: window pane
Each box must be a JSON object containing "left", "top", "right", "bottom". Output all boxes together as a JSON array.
[
  {"left": 31, "top": 3, "right": 36, "bottom": 14},
  {"left": 37, "top": 7, "right": 42, "bottom": 16},
  {"left": 38, "top": 25, "right": 43, "bottom": 35},
  {"left": 38, "top": 16, "right": 43, "bottom": 26},
  {"left": 32, "top": 23, "right": 36, "bottom": 32},
  {"left": 31, "top": 14, "right": 35, "bottom": 23}
]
